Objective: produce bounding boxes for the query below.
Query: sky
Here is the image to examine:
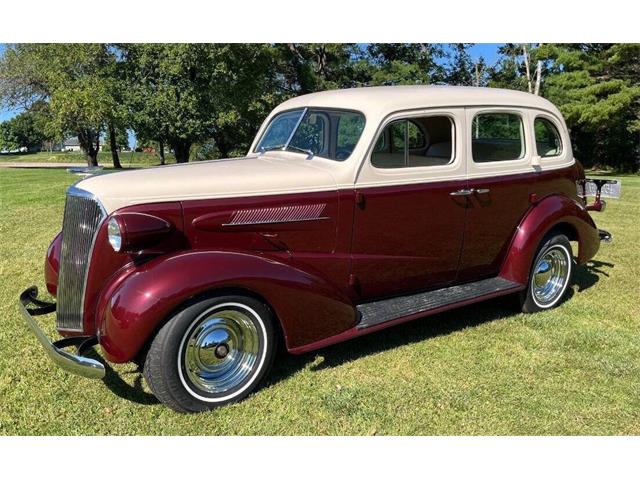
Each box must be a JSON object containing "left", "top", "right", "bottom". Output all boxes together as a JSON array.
[{"left": 0, "top": 43, "right": 504, "bottom": 137}]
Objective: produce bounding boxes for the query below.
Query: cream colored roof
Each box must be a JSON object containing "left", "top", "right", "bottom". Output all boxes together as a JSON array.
[{"left": 273, "top": 85, "right": 563, "bottom": 119}]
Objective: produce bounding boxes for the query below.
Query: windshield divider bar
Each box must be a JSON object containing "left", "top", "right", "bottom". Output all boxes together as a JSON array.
[{"left": 283, "top": 108, "right": 308, "bottom": 150}]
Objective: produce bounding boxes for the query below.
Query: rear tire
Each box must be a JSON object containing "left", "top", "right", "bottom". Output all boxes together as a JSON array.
[
  {"left": 520, "top": 234, "right": 573, "bottom": 313},
  {"left": 143, "top": 295, "right": 276, "bottom": 413}
]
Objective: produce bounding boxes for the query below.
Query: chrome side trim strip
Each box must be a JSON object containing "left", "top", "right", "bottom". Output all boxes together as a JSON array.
[
  {"left": 222, "top": 216, "right": 331, "bottom": 227},
  {"left": 226, "top": 203, "right": 327, "bottom": 226}
]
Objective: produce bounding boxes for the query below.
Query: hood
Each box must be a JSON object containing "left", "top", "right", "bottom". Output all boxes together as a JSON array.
[{"left": 76, "top": 154, "right": 339, "bottom": 213}]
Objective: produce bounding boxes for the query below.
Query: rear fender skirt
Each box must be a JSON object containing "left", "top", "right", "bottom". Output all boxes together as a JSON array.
[
  {"left": 499, "top": 194, "right": 599, "bottom": 285},
  {"left": 96, "top": 250, "right": 356, "bottom": 363}
]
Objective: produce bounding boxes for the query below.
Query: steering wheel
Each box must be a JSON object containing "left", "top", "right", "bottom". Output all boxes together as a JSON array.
[{"left": 335, "top": 148, "right": 352, "bottom": 160}]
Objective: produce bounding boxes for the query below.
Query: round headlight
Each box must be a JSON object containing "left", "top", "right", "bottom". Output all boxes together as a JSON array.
[{"left": 107, "top": 217, "right": 122, "bottom": 252}]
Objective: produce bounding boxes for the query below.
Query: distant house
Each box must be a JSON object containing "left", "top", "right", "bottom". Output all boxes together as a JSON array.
[{"left": 63, "top": 137, "right": 82, "bottom": 152}]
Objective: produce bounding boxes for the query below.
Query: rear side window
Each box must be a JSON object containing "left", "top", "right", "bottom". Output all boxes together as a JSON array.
[
  {"left": 372, "top": 116, "right": 454, "bottom": 169},
  {"left": 472, "top": 113, "right": 525, "bottom": 162},
  {"left": 534, "top": 117, "right": 563, "bottom": 157}
]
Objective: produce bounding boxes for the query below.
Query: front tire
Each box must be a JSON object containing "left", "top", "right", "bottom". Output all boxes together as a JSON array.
[
  {"left": 520, "top": 234, "right": 573, "bottom": 313},
  {"left": 143, "top": 295, "right": 276, "bottom": 413}
]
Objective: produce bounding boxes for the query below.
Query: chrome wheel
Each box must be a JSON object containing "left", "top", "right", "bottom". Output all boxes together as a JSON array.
[
  {"left": 532, "top": 246, "right": 570, "bottom": 307},
  {"left": 180, "top": 305, "right": 260, "bottom": 395}
]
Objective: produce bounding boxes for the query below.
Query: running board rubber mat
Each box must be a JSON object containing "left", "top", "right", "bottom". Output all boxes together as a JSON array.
[{"left": 356, "top": 277, "right": 522, "bottom": 329}]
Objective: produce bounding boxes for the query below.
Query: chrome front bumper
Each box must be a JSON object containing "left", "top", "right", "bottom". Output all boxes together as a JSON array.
[{"left": 19, "top": 286, "right": 105, "bottom": 379}]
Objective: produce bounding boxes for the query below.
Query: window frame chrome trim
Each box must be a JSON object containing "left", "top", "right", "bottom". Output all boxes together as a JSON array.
[
  {"left": 533, "top": 114, "right": 564, "bottom": 159},
  {"left": 470, "top": 109, "right": 527, "bottom": 164},
  {"left": 367, "top": 111, "right": 458, "bottom": 171}
]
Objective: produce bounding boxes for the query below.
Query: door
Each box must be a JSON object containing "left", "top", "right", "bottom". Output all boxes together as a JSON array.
[
  {"left": 351, "top": 109, "right": 467, "bottom": 300},
  {"left": 457, "top": 108, "right": 537, "bottom": 281}
]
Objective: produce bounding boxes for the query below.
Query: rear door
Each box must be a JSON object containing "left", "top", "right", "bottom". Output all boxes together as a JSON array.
[
  {"left": 457, "top": 107, "right": 536, "bottom": 281},
  {"left": 351, "top": 108, "right": 468, "bottom": 300}
]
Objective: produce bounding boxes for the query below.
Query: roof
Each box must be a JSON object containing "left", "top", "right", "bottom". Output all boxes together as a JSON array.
[
  {"left": 63, "top": 137, "right": 80, "bottom": 146},
  {"left": 274, "top": 85, "right": 563, "bottom": 120}
]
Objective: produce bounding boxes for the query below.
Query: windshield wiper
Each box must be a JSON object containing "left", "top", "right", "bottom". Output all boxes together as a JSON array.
[{"left": 286, "top": 145, "right": 315, "bottom": 158}]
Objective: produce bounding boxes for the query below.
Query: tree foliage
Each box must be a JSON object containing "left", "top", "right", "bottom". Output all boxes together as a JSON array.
[
  {"left": 123, "top": 44, "right": 275, "bottom": 162},
  {"left": 0, "top": 110, "right": 47, "bottom": 151},
  {"left": 1, "top": 43, "right": 638, "bottom": 171}
]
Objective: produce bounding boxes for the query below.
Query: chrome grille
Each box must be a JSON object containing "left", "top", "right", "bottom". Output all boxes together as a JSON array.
[{"left": 56, "top": 188, "right": 106, "bottom": 331}]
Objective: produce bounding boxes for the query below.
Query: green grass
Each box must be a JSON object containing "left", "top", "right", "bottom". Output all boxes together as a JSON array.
[
  {"left": 0, "top": 150, "right": 176, "bottom": 166},
  {"left": 0, "top": 168, "right": 639, "bottom": 435}
]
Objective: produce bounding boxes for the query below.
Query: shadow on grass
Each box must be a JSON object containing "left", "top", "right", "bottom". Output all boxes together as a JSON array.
[
  {"left": 85, "top": 350, "right": 159, "bottom": 405},
  {"left": 95, "top": 259, "right": 613, "bottom": 405},
  {"left": 266, "top": 259, "right": 614, "bottom": 387}
]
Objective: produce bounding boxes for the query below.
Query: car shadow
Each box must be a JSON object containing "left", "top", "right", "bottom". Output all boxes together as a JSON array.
[
  {"left": 93, "top": 259, "right": 613, "bottom": 405},
  {"left": 266, "top": 259, "right": 614, "bottom": 387},
  {"left": 84, "top": 350, "right": 159, "bottom": 405}
]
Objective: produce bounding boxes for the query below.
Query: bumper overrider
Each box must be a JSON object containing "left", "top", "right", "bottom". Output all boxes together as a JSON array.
[{"left": 19, "top": 286, "right": 105, "bottom": 379}]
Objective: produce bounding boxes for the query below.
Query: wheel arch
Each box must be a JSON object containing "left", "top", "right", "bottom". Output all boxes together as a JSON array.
[
  {"left": 499, "top": 194, "right": 599, "bottom": 285},
  {"left": 133, "top": 285, "right": 286, "bottom": 368},
  {"left": 96, "top": 250, "right": 356, "bottom": 363}
]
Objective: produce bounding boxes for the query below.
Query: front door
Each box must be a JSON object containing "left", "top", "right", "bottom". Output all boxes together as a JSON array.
[{"left": 351, "top": 109, "right": 467, "bottom": 300}]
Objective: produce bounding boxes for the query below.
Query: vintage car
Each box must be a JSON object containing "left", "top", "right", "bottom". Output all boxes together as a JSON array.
[{"left": 20, "top": 86, "right": 613, "bottom": 412}]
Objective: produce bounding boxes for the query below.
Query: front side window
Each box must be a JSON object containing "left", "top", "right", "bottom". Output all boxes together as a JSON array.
[
  {"left": 534, "top": 117, "right": 563, "bottom": 157},
  {"left": 472, "top": 112, "right": 525, "bottom": 162},
  {"left": 255, "top": 108, "right": 366, "bottom": 161},
  {"left": 372, "top": 116, "right": 454, "bottom": 169}
]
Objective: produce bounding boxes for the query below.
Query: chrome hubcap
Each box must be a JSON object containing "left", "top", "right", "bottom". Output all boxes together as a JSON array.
[
  {"left": 532, "top": 247, "right": 570, "bottom": 306},
  {"left": 182, "top": 308, "right": 259, "bottom": 394}
]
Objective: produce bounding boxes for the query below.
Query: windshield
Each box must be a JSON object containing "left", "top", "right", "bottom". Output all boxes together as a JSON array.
[{"left": 255, "top": 108, "right": 366, "bottom": 161}]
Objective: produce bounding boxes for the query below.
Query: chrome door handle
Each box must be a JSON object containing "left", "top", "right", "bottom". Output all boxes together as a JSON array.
[
  {"left": 474, "top": 188, "right": 490, "bottom": 194},
  {"left": 449, "top": 189, "right": 473, "bottom": 196}
]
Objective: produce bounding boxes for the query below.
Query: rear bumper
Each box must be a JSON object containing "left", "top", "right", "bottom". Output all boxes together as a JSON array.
[{"left": 19, "top": 286, "right": 105, "bottom": 379}]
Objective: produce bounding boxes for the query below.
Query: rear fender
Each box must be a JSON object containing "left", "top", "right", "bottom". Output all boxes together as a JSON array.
[
  {"left": 499, "top": 194, "right": 599, "bottom": 285},
  {"left": 96, "top": 250, "right": 356, "bottom": 363}
]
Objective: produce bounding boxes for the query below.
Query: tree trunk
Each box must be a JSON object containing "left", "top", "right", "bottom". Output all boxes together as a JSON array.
[
  {"left": 522, "top": 45, "right": 533, "bottom": 93},
  {"left": 172, "top": 140, "right": 191, "bottom": 163},
  {"left": 108, "top": 122, "right": 122, "bottom": 169},
  {"left": 212, "top": 132, "right": 231, "bottom": 159},
  {"left": 534, "top": 61, "right": 542, "bottom": 95},
  {"left": 159, "top": 139, "right": 165, "bottom": 165},
  {"left": 78, "top": 129, "right": 99, "bottom": 167}
]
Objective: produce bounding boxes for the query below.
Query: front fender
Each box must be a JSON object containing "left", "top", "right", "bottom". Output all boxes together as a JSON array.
[
  {"left": 499, "top": 194, "right": 599, "bottom": 285},
  {"left": 96, "top": 250, "right": 356, "bottom": 363}
]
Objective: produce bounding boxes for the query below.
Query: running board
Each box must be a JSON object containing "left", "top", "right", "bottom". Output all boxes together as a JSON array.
[{"left": 356, "top": 277, "right": 522, "bottom": 330}]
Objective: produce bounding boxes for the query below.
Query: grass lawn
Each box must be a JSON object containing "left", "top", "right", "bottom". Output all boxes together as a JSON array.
[
  {"left": 0, "top": 168, "right": 639, "bottom": 435},
  {"left": 0, "top": 150, "right": 176, "bottom": 166}
]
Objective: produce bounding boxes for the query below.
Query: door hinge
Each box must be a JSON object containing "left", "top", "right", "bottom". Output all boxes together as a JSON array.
[
  {"left": 355, "top": 191, "right": 365, "bottom": 208},
  {"left": 348, "top": 274, "right": 359, "bottom": 289}
]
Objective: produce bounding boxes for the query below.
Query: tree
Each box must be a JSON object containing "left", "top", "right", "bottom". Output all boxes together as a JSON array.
[
  {"left": 274, "top": 43, "right": 363, "bottom": 94},
  {"left": 539, "top": 43, "right": 640, "bottom": 171},
  {"left": 446, "top": 44, "right": 475, "bottom": 86},
  {"left": 0, "top": 111, "right": 46, "bottom": 151},
  {"left": 0, "top": 43, "right": 129, "bottom": 167},
  {"left": 124, "top": 44, "right": 276, "bottom": 162},
  {"left": 365, "top": 43, "right": 447, "bottom": 85},
  {"left": 103, "top": 127, "right": 129, "bottom": 151}
]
